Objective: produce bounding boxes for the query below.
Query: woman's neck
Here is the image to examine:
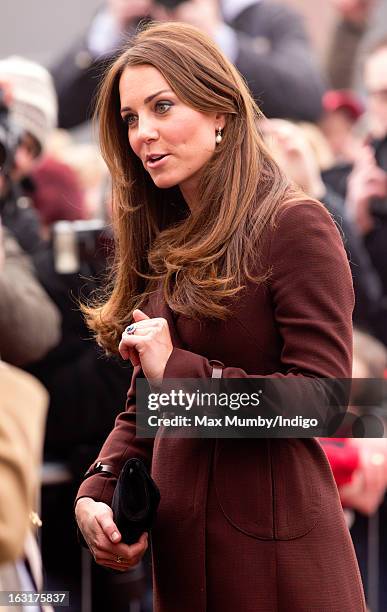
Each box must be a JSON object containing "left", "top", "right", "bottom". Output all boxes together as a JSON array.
[{"left": 179, "top": 179, "right": 199, "bottom": 212}]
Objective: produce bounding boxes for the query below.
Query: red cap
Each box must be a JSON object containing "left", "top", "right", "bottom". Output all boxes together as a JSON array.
[
  {"left": 31, "top": 156, "right": 87, "bottom": 226},
  {"left": 322, "top": 90, "right": 364, "bottom": 121}
]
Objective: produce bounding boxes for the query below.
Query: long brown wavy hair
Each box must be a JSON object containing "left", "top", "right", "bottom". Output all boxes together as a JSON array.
[{"left": 84, "top": 21, "right": 301, "bottom": 353}]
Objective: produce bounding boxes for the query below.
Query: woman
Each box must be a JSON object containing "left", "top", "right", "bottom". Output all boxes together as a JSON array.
[{"left": 75, "top": 22, "right": 366, "bottom": 611}]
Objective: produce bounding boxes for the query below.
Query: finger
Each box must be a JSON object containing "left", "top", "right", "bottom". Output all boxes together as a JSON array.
[
  {"left": 120, "top": 343, "right": 140, "bottom": 364},
  {"left": 121, "top": 331, "right": 155, "bottom": 349},
  {"left": 92, "top": 541, "right": 145, "bottom": 564},
  {"left": 113, "top": 536, "right": 149, "bottom": 565},
  {"left": 128, "top": 347, "right": 140, "bottom": 366},
  {"left": 95, "top": 512, "right": 121, "bottom": 544},
  {"left": 118, "top": 534, "right": 149, "bottom": 559},
  {"left": 94, "top": 558, "right": 133, "bottom": 571},
  {"left": 120, "top": 327, "right": 152, "bottom": 353},
  {"left": 127, "top": 319, "right": 161, "bottom": 330},
  {"left": 119, "top": 333, "right": 146, "bottom": 360},
  {"left": 97, "top": 532, "right": 148, "bottom": 559},
  {"left": 133, "top": 308, "right": 150, "bottom": 322},
  {"left": 107, "top": 554, "right": 143, "bottom": 568},
  {"left": 134, "top": 532, "right": 149, "bottom": 550},
  {"left": 124, "top": 322, "right": 156, "bottom": 334}
]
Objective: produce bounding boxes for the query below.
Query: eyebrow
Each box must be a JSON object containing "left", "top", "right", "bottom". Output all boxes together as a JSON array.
[{"left": 120, "top": 89, "right": 173, "bottom": 113}]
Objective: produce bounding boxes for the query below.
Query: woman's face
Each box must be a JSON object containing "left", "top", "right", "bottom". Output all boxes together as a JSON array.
[{"left": 119, "top": 65, "right": 225, "bottom": 202}]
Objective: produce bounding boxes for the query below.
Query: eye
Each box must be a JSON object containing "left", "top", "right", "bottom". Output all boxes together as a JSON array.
[
  {"left": 155, "top": 101, "right": 173, "bottom": 114},
  {"left": 122, "top": 114, "right": 137, "bottom": 128}
]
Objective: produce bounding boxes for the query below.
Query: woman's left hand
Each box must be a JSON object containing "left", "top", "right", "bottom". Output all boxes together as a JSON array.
[{"left": 119, "top": 309, "right": 173, "bottom": 384}]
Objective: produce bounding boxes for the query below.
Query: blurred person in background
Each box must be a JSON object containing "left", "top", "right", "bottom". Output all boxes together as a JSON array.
[
  {"left": 321, "top": 329, "right": 387, "bottom": 517},
  {"left": 0, "top": 56, "right": 57, "bottom": 254},
  {"left": 30, "top": 156, "right": 88, "bottom": 239},
  {"left": 46, "top": 139, "right": 110, "bottom": 219},
  {"left": 362, "top": 36, "right": 387, "bottom": 139},
  {"left": 322, "top": 35, "right": 387, "bottom": 199},
  {"left": 319, "top": 89, "right": 365, "bottom": 163},
  {"left": 52, "top": 0, "right": 325, "bottom": 128},
  {"left": 325, "top": 38, "right": 387, "bottom": 300},
  {"left": 0, "top": 58, "right": 62, "bottom": 366},
  {"left": 327, "top": 0, "right": 387, "bottom": 91},
  {"left": 321, "top": 329, "right": 387, "bottom": 611},
  {"left": 327, "top": 0, "right": 377, "bottom": 89},
  {"left": 319, "top": 36, "right": 387, "bottom": 353},
  {"left": 0, "top": 220, "right": 61, "bottom": 366},
  {"left": 262, "top": 118, "right": 387, "bottom": 346},
  {"left": 0, "top": 360, "right": 51, "bottom": 612}
]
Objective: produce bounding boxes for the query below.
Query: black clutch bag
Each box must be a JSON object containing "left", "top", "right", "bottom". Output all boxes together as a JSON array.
[{"left": 111, "top": 458, "right": 160, "bottom": 545}]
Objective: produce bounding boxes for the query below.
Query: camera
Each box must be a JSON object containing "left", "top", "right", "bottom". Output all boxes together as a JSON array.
[
  {"left": 0, "top": 88, "right": 21, "bottom": 176},
  {"left": 53, "top": 219, "right": 114, "bottom": 277}
]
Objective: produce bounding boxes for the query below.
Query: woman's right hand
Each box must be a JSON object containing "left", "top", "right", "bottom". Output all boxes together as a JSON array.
[{"left": 75, "top": 497, "right": 148, "bottom": 571}]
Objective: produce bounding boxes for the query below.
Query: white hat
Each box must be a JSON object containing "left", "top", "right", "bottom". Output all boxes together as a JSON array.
[{"left": 0, "top": 56, "right": 58, "bottom": 152}]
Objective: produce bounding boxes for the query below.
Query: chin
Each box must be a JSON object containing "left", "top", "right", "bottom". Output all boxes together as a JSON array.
[{"left": 151, "top": 174, "right": 179, "bottom": 189}]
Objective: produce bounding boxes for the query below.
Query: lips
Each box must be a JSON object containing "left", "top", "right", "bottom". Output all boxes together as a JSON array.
[
  {"left": 145, "top": 153, "right": 170, "bottom": 169},
  {"left": 147, "top": 154, "right": 166, "bottom": 162}
]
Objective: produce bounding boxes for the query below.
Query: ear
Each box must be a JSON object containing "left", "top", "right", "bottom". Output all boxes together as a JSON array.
[{"left": 215, "top": 113, "right": 226, "bottom": 130}]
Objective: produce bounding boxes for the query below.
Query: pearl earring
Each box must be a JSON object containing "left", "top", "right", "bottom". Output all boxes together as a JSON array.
[{"left": 215, "top": 127, "right": 223, "bottom": 144}]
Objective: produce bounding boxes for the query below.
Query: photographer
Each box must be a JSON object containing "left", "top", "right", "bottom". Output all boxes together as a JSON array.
[
  {"left": 52, "top": 0, "right": 325, "bottom": 128},
  {"left": 262, "top": 118, "right": 387, "bottom": 345},
  {"left": 0, "top": 58, "right": 62, "bottom": 366},
  {"left": 343, "top": 38, "right": 387, "bottom": 296},
  {"left": 0, "top": 56, "right": 57, "bottom": 255},
  {"left": 322, "top": 38, "right": 387, "bottom": 343}
]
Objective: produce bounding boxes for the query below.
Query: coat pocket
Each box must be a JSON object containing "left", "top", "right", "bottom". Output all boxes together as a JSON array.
[
  {"left": 214, "top": 438, "right": 322, "bottom": 540},
  {"left": 214, "top": 439, "right": 275, "bottom": 539},
  {"left": 270, "top": 438, "right": 322, "bottom": 540}
]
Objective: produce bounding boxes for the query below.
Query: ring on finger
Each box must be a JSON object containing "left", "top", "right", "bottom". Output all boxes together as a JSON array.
[
  {"left": 125, "top": 324, "right": 136, "bottom": 335},
  {"left": 116, "top": 555, "right": 126, "bottom": 564}
]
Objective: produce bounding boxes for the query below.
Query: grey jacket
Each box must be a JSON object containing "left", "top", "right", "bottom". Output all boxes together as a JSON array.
[{"left": 0, "top": 229, "right": 61, "bottom": 366}]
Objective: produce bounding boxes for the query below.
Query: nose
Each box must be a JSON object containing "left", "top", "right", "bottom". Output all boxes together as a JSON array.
[{"left": 137, "top": 114, "right": 159, "bottom": 144}]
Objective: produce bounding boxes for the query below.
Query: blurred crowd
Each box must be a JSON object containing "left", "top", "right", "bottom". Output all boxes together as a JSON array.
[{"left": 2, "top": 0, "right": 387, "bottom": 610}]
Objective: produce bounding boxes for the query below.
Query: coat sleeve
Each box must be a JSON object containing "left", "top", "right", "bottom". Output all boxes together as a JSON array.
[
  {"left": 75, "top": 300, "right": 156, "bottom": 507},
  {"left": 231, "top": 3, "right": 325, "bottom": 121},
  {"left": 0, "top": 231, "right": 61, "bottom": 366},
  {"left": 162, "top": 203, "right": 354, "bottom": 426},
  {"left": 75, "top": 371, "right": 155, "bottom": 508}
]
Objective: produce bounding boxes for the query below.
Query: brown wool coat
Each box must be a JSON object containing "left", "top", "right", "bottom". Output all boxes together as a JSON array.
[{"left": 77, "top": 201, "right": 366, "bottom": 612}]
